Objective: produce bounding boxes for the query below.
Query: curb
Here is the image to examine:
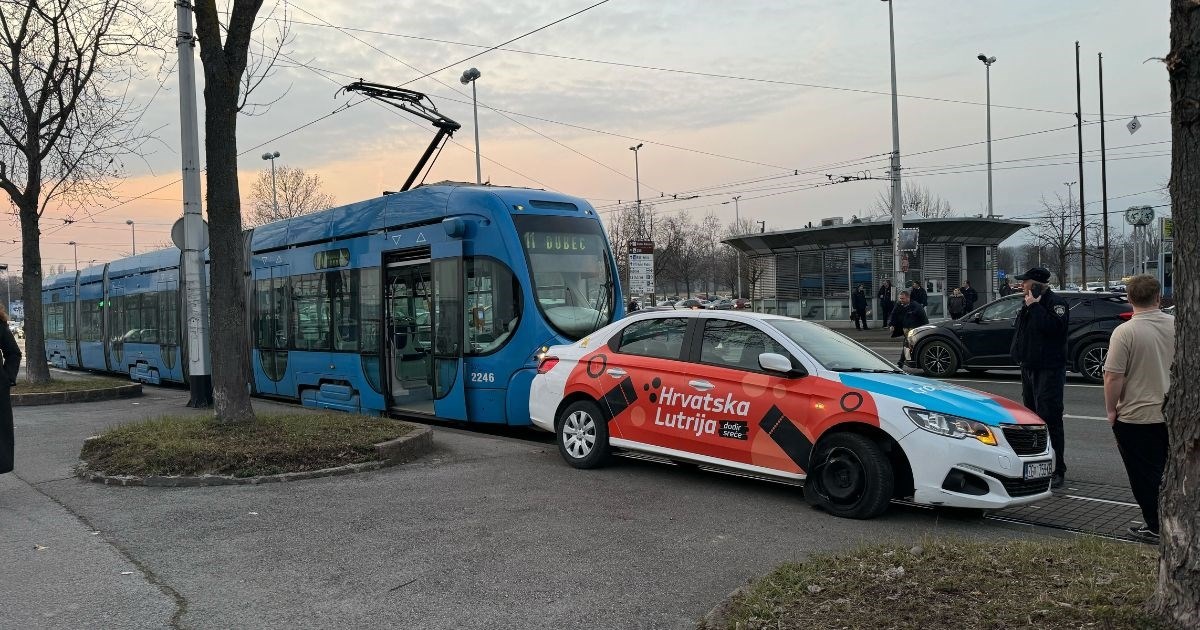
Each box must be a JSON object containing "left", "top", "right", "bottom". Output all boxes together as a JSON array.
[
  {"left": 77, "top": 424, "right": 433, "bottom": 487},
  {"left": 13, "top": 383, "right": 142, "bottom": 407}
]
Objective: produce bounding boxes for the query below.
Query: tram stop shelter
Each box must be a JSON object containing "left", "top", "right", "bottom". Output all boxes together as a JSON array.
[{"left": 724, "top": 215, "right": 1029, "bottom": 324}]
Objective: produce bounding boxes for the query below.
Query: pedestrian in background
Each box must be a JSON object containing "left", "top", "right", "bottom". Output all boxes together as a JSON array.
[
  {"left": 1103, "top": 274, "right": 1174, "bottom": 544},
  {"left": 1, "top": 305, "right": 22, "bottom": 474},
  {"left": 961, "top": 280, "right": 978, "bottom": 312},
  {"left": 1010, "top": 267, "right": 1070, "bottom": 488},
  {"left": 889, "top": 290, "right": 928, "bottom": 368},
  {"left": 910, "top": 281, "right": 928, "bottom": 307},
  {"left": 948, "top": 288, "right": 966, "bottom": 320},
  {"left": 852, "top": 284, "right": 869, "bottom": 330},
  {"left": 627, "top": 297, "right": 640, "bottom": 312},
  {"left": 877, "top": 279, "right": 894, "bottom": 326}
]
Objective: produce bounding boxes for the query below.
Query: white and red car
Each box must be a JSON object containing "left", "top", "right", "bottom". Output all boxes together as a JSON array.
[{"left": 529, "top": 310, "right": 1053, "bottom": 519}]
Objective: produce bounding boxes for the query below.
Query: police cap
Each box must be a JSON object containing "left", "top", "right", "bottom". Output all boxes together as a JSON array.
[{"left": 1014, "top": 267, "right": 1051, "bottom": 283}]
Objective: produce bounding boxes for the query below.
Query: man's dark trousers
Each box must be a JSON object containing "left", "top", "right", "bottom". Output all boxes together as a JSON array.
[
  {"left": 1112, "top": 421, "right": 1168, "bottom": 532},
  {"left": 1021, "top": 366, "right": 1066, "bottom": 475}
]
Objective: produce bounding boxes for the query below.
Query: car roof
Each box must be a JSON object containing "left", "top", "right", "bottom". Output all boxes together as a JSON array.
[{"left": 621, "top": 309, "right": 795, "bottom": 322}]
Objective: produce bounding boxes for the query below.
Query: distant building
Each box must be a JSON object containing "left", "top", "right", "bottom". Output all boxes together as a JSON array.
[{"left": 724, "top": 215, "right": 1029, "bottom": 322}]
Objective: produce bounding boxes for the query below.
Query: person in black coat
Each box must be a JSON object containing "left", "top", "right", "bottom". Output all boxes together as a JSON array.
[
  {"left": 889, "top": 291, "right": 929, "bottom": 367},
  {"left": 1010, "top": 267, "right": 1070, "bottom": 488},
  {"left": 947, "top": 289, "right": 966, "bottom": 320},
  {"left": 877, "top": 280, "right": 894, "bottom": 326},
  {"left": 961, "top": 280, "right": 979, "bottom": 312},
  {"left": 1, "top": 306, "right": 22, "bottom": 474},
  {"left": 909, "top": 281, "right": 928, "bottom": 307},
  {"left": 851, "top": 284, "right": 869, "bottom": 330}
]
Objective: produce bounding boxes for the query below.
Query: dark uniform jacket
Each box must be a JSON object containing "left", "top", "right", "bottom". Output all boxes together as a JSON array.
[
  {"left": 1010, "top": 289, "right": 1070, "bottom": 369},
  {"left": 877, "top": 285, "right": 893, "bottom": 305},
  {"left": 910, "top": 286, "right": 928, "bottom": 306},
  {"left": 889, "top": 301, "right": 928, "bottom": 333},
  {"left": 851, "top": 290, "right": 867, "bottom": 312},
  {"left": 962, "top": 285, "right": 978, "bottom": 310}
]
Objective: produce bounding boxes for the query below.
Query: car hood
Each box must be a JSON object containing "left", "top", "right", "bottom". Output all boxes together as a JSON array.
[{"left": 835, "top": 371, "right": 1042, "bottom": 427}]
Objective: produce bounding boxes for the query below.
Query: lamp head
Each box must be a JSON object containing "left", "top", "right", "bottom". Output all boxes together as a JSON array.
[
  {"left": 629, "top": 143, "right": 643, "bottom": 151},
  {"left": 459, "top": 67, "right": 481, "bottom": 84},
  {"left": 126, "top": 219, "right": 133, "bottom": 226},
  {"left": 68, "top": 241, "right": 76, "bottom": 246},
  {"left": 977, "top": 53, "right": 987, "bottom": 62}
]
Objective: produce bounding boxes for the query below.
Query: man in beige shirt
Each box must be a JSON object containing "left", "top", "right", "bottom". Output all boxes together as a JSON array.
[{"left": 1103, "top": 274, "right": 1174, "bottom": 543}]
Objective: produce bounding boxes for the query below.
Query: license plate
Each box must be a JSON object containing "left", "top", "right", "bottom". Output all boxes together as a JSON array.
[{"left": 1024, "top": 461, "right": 1053, "bottom": 480}]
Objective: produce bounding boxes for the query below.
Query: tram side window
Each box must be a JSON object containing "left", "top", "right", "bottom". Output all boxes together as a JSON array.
[
  {"left": 80, "top": 298, "right": 103, "bottom": 342},
  {"left": 330, "top": 270, "right": 359, "bottom": 352},
  {"left": 117, "top": 294, "right": 143, "bottom": 342},
  {"left": 359, "top": 268, "right": 381, "bottom": 354},
  {"left": 159, "top": 289, "right": 179, "bottom": 345},
  {"left": 138, "top": 292, "right": 159, "bottom": 344},
  {"left": 44, "top": 302, "right": 66, "bottom": 340},
  {"left": 255, "top": 278, "right": 289, "bottom": 350},
  {"left": 291, "top": 273, "right": 330, "bottom": 351},
  {"left": 465, "top": 258, "right": 521, "bottom": 355}
]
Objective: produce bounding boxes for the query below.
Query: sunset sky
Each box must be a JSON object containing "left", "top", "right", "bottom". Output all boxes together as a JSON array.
[{"left": 2, "top": 0, "right": 1173, "bottom": 274}]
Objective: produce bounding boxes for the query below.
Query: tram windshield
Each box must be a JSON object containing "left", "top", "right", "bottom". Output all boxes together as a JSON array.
[{"left": 514, "top": 215, "right": 615, "bottom": 340}]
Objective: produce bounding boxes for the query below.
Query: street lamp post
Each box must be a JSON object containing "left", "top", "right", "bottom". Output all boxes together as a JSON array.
[
  {"left": 261, "top": 151, "right": 280, "bottom": 217},
  {"left": 732, "top": 195, "right": 742, "bottom": 298},
  {"left": 977, "top": 53, "right": 997, "bottom": 218},
  {"left": 68, "top": 241, "right": 78, "bottom": 272},
  {"left": 629, "top": 143, "right": 644, "bottom": 238},
  {"left": 1064, "top": 181, "right": 1076, "bottom": 284},
  {"left": 126, "top": 219, "right": 137, "bottom": 255},
  {"left": 883, "top": 0, "right": 905, "bottom": 303},
  {"left": 459, "top": 68, "right": 483, "bottom": 185}
]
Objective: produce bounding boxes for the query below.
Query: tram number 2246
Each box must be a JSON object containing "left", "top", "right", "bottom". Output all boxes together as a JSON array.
[{"left": 470, "top": 372, "right": 496, "bottom": 383}]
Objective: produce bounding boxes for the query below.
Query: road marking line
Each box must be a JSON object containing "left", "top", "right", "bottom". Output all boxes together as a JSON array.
[
  {"left": 1062, "top": 494, "right": 1140, "bottom": 508},
  {"left": 1065, "top": 414, "right": 1108, "bottom": 421}
]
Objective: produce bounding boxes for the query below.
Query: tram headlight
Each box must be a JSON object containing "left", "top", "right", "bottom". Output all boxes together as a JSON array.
[{"left": 534, "top": 345, "right": 549, "bottom": 362}]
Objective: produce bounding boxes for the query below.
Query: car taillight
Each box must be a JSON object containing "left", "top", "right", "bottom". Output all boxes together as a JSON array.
[
  {"left": 537, "top": 356, "right": 560, "bottom": 374},
  {"left": 1117, "top": 311, "right": 1133, "bottom": 321}
]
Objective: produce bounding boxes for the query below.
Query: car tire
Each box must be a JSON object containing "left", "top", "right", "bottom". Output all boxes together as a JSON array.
[
  {"left": 804, "top": 433, "right": 894, "bottom": 519},
  {"left": 1077, "top": 341, "right": 1107, "bottom": 384},
  {"left": 556, "top": 399, "right": 611, "bottom": 469},
  {"left": 918, "top": 340, "right": 960, "bottom": 378}
]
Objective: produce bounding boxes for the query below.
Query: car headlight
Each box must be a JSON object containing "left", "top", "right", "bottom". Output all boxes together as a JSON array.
[
  {"left": 905, "top": 408, "right": 997, "bottom": 446},
  {"left": 907, "top": 325, "right": 934, "bottom": 339}
]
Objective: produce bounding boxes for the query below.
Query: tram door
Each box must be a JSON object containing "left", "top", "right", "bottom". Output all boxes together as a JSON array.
[
  {"left": 385, "top": 259, "right": 435, "bottom": 414},
  {"left": 384, "top": 243, "right": 467, "bottom": 419}
]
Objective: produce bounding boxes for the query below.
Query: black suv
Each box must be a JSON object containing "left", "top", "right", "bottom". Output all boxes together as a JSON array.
[{"left": 904, "top": 292, "right": 1132, "bottom": 383}]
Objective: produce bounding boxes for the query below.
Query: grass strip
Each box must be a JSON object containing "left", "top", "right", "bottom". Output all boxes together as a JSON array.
[
  {"left": 80, "top": 413, "right": 412, "bottom": 478},
  {"left": 708, "top": 537, "right": 1162, "bottom": 630},
  {"left": 13, "top": 376, "right": 132, "bottom": 394}
]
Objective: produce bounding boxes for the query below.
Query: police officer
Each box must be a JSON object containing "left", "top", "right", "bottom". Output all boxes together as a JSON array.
[{"left": 1011, "top": 267, "right": 1070, "bottom": 488}]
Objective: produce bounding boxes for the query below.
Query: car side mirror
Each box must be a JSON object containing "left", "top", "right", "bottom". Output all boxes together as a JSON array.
[{"left": 759, "top": 352, "right": 805, "bottom": 377}]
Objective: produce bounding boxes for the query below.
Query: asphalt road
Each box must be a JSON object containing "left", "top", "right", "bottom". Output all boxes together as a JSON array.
[{"left": 4, "top": 388, "right": 1065, "bottom": 630}]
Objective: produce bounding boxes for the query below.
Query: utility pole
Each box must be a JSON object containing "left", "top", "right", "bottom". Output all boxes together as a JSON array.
[
  {"left": 885, "top": 0, "right": 905, "bottom": 301},
  {"left": 630, "top": 143, "right": 643, "bottom": 239},
  {"left": 126, "top": 220, "right": 137, "bottom": 255},
  {"left": 1075, "top": 41, "right": 1088, "bottom": 286},
  {"left": 177, "top": 0, "right": 212, "bottom": 407},
  {"left": 1098, "top": 52, "right": 1110, "bottom": 287},
  {"left": 732, "top": 195, "right": 742, "bottom": 298},
  {"left": 978, "top": 53, "right": 997, "bottom": 218},
  {"left": 459, "top": 67, "right": 482, "bottom": 184}
]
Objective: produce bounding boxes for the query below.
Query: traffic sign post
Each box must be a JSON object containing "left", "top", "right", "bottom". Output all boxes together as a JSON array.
[{"left": 627, "top": 240, "right": 655, "bottom": 301}]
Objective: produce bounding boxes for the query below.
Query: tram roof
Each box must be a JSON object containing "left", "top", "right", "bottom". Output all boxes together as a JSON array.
[
  {"left": 44, "top": 271, "right": 77, "bottom": 290},
  {"left": 107, "top": 248, "right": 182, "bottom": 279},
  {"left": 248, "top": 182, "right": 595, "bottom": 252},
  {"left": 723, "top": 216, "right": 1030, "bottom": 256}
]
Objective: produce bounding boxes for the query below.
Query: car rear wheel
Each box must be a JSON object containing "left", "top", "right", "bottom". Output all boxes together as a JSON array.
[
  {"left": 1077, "top": 341, "right": 1107, "bottom": 384},
  {"left": 556, "top": 400, "right": 611, "bottom": 469},
  {"left": 805, "top": 433, "right": 894, "bottom": 519},
  {"left": 918, "top": 340, "right": 960, "bottom": 377}
]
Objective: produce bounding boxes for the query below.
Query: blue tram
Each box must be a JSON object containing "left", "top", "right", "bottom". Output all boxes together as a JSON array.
[{"left": 43, "top": 182, "right": 622, "bottom": 423}]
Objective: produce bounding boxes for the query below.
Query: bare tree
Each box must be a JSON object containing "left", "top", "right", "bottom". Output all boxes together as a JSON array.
[
  {"left": 193, "top": 0, "right": 271, "bottom": 423},
  {"left": 0, "top": 0, "right": 163, "bottom": 384},
  {"left": 1153, "top": 2, "right": 1200, "bottom": 624},
  {"left": 1029, "top": 193, "right": 1086, "bottom": 285},
  {"left": 245, "top": 165, "right": 334, "bottom": 227},
  {"left": 870, "top": 181, "right": 955, "bottom": 219}
]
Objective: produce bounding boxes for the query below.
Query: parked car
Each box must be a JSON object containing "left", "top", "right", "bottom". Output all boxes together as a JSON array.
[
  {"left": 674, "top": 299, "right": 705, "bottom": 309},
  {"left": 7, "top": 320, "right": 22, "bottom": 339},
  {"left": 707, "top": 298, "right": 734, "bottom": 310},
  {"left": 904, "top": 292, "right": 1132, "bottom": 383},
  {"left": 530, "top": 310, "right": 1053, "bottom": 519}
]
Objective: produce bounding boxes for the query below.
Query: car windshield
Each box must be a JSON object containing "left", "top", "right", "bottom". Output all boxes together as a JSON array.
[
  {"left": 767, "top": 318, "right": 899, "bottom": 373},
  {"left": 513, "top": 214, "right": 615, "bottom": 340}
]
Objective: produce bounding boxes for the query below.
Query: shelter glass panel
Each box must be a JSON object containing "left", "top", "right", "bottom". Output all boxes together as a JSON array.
[
  {"left": 775, "top": 253, "right": 799, "bottom": 300},
  {"left": 798, "top": 253, "right": 822, "bottom": 298}
]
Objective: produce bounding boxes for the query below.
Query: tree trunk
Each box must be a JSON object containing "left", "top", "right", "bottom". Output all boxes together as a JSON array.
[
  {"left": 194, "top": 0, "right": 263, "bottom": 424},
  {"left": 1153, "top": 2, "right": 1200, "bottom": 626},
  {"left": 19, "top": 201, "right": 49, "bottom": 384}
]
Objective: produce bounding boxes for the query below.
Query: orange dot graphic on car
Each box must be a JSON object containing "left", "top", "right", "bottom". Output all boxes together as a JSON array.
[
  {"left": 741, "top": 372, "right": 769, "bottom": 398},
  {"left": 630, "top": 406, "right": 646, "bottom": 427},
  {"left": 772, "top": 383, "right": 788, "bottom": 400}
]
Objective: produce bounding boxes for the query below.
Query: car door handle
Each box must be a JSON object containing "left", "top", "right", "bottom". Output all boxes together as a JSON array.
[
  {"left": 606, "top": 368, "right": 627, "bottom": 378},
  {"left": 689, "top": 379, "right": 714, "bottom": 391}
]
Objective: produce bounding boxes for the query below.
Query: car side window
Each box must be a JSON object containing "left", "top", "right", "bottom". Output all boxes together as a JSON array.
[
  {"left": 616, "top": 318, "right": 688, "bottom": 360},
  {"left": 980, "top": 297, "right": 1022, "bottom": 321},
  {"left": 698, "top": 319, "right": 788, "bottom": 372}
]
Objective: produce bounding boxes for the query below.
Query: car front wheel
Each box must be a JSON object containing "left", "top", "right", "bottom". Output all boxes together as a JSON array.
[
  {"left": 918, "top": 340, "right": 960, "bottom": 377},
  {"left": 556, "top": 400, "right": 611, "bottom": 469},
  {"left": 1077, "top": 341, "right": 1107, "bottom": 384},
  {"left": 805, "top": 433, "right": 894, "bottom": 519}
]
